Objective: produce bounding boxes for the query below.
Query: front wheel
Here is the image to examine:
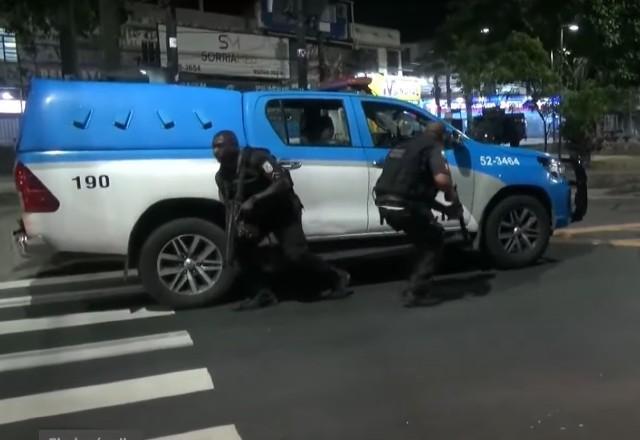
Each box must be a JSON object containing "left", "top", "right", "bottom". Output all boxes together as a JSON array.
[
  {"left": 138, "top": 218, "right": 236, "bottom": 308},
  {"left": 483, "top": 195, "right": 551, "bottom": 269}
]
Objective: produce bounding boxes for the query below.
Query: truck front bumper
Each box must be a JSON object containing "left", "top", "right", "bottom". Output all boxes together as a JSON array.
[{"left": 563, "top": 158, "right": 588, "bottom": 222}]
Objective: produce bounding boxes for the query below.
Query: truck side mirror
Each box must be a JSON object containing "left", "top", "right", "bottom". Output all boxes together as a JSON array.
[{"left": 446, "top": 131, "right": 463, "bottom": 149}]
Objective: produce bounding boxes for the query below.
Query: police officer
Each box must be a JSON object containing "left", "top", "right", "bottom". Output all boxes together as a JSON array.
[
  {"left": 213, "top": 130, "right": 352, "bottom": 310},
  {"left": 374, "top": 122, "right": 463, "bottom": 307}
]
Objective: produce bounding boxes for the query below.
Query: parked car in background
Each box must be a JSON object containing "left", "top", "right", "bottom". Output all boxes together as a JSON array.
[{"left": 470, "top": 108, "right": 527, "bottom": 147}]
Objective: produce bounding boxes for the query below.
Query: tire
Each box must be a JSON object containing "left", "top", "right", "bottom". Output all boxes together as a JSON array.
[
  {"left": 483, "top": 195, "right": 551, "bottom": 269},
  {"left": 138, "top": 218, "right": 236, "bottom": 308}
]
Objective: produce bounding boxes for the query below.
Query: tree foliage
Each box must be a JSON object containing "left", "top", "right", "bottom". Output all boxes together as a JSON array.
[
  {"left": 0, "top": 0, "right": 128, "bottom": 76},
  {"left": 437, "top": 0, "right": 640, "bottom": 87},
  {"left": 560, "top": 81, "right": 617, "bottom": 152},
  {"left": 449, "top": 40, "right": 492, "bottom": 127},
  {"left": 0, "top": 0, "right": 101, "bottom": 42},
  {"left": 451, "top": 42, "right": 491, "bottom": 95},
  {"left": 436, "top": 0, "right": 577, "bottom": 53},
  {"left": 579, "top": 0, "right": 640, "bottom": 85},
  {"left": 488, "top": 32, "right": 559, "bottom": 149},
  {"left": 491, "top": 32, "right": 559, "bottom": 99}
]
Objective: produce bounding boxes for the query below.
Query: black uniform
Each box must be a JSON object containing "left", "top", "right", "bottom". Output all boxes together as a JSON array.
[
  {"left": 374, "top": 132, "right": 449, "bottom": 299},
  {"left": 215, "top": 147, "right": 346, "bottom": 299}
]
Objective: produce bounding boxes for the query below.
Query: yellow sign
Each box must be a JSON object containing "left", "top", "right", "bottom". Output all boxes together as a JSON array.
[{"left": 367, "top": 74, "right": 422, "bottom": 103}]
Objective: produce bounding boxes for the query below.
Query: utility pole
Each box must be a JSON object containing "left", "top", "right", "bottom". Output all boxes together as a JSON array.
[
  {"left": 295, "top": 0, "right": 308, "bottom": 89},
  {"left": 558, "top": 26, "right": 564, "bottom": 159},
  {"left": 163, "top": 0, "right": 178, "bottom": 83},
  {"left": 312, "top": 16, "right": 327, "bottom": 83},
  {"left": 99, "top": 0, "right": 121, "bottom": 74},
  {"left": 59, "top": 0, "right": 79, "bottom": 79},
  {"left": 433, "top": 75, "right": 442, "bottom": 118}
]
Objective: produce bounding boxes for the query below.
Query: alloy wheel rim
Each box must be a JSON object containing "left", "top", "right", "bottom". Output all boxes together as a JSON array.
[
  {"left": 498, "top": 207, "right": 541, "bottom": 254},
  {"left": 156, "top": 234, "right": 223, "bottom": 296}
]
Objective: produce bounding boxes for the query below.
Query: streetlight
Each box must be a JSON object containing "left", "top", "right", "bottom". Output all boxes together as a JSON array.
[
  {"left": 560, "top": 23, "right": 579, "bottom": 57},
  {"left": 481, "top": 27, "right": 490, "bottom": 35},
  {"left": 557, "top": 23, "right": 579, "bottom": 159}
]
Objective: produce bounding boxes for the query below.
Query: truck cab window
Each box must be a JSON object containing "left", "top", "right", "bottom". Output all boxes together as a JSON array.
[
  {"left": 362, "top": 101, "right": 432, "bottom": 148},
  {"left": 266, "top": 99, "right": 352, "bottom": 147}
]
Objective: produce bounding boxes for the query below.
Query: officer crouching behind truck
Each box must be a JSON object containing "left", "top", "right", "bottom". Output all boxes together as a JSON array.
[
  {"left": 213, "top": 131, "right": 353, "bottom": 311},
  {"left": 374, "top": 122, "right": 463, "bottom": 307}
]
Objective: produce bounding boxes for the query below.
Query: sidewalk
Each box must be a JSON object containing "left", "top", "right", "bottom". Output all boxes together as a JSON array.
[{"left": 0, "top": 175, "right": 14, "bottom": 195}]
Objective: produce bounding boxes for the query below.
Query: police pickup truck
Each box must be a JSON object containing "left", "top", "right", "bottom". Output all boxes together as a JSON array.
[{"left": 13, "top": 79, "right": 587, "bottom": 307}]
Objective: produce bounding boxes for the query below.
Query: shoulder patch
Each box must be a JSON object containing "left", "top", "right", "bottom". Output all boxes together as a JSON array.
[{"left": 261, "top": 161, "right": 274, "bottom": 174}]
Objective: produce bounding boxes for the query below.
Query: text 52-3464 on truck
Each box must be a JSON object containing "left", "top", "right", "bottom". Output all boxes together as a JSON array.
[{"left": 12, "top": 79, "right": 587, "bottom": 308}]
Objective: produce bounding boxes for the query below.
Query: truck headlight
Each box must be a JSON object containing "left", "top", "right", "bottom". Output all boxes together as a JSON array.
[{"left": 538, "top": 156, "right": 566, "bottom": 179}]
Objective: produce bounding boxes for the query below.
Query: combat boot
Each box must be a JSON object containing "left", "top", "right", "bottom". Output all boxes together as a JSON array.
[
  {"left": 234, "top": 289, "right": 279, "bottom": 311},
  {"left": 320, "top": 268, "right": 354, "bottom": 300}
]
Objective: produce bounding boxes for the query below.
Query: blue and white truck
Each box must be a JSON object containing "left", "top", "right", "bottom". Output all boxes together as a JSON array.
[{"left": 12, "top": 79, "right": 587, "bottom": 307}]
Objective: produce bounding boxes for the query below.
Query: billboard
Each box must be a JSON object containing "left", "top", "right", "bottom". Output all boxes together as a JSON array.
[
  {"left": 366, "top": 74, "right": 423, "bottom": 103},
  {"left": 258, "top": 0, "right": 351, "bottom": 41},
  {"left": 158, "top": 25, "right": 290, "bottom": 79}
]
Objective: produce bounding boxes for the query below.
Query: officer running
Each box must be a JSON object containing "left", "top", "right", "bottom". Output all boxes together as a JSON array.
[
  {"left": 374, "top": 122, "right": 463, "bottom": 307},
  {"left": 213, "top": 130, "right": 353, "bottom": 310}
]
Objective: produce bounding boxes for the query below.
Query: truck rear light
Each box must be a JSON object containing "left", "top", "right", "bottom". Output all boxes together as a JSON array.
[{"left": 14, "top": 162, "right": 60, "bottom": 213}]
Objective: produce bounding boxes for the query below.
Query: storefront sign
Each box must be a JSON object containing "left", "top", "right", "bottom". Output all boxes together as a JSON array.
[
  {"left": 367, "top": 74, "right": 422, "bottom": 103},
  {"left": 158, "top": 25, "right": 290, "bottom": 79},
  {"left": 258, "top": 0, "right": 351, "bottom": 41},
  {"left": 350, "top": 23, "right": 401, "bottom": 49}
]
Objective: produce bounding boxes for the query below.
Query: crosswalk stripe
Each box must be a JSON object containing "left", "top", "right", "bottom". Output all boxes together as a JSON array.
[
  {"left": 0, "top": 308, "right": 174, "bottom": 336},
  {"left": 0, "top": 285, "right": 144, "bottom": 309},
  {"left": 150, "top": 425, "right": 242, "bottom": 440},
  {"left": 0, "top": 331, "right": 193, "bottom": 373},
  {"left": 0, "top": 368, "right": 214, "bottom": 425},
  {"left": 0, "top": 270, "right": 138, "bottom": 292},
  {"left": 555, "top": 222, "right": 640, "bottom": 237}
]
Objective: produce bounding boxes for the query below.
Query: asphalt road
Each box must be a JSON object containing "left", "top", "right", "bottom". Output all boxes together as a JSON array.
[{"left": 1, "top": 192, "right": 640, "bottom": 439}]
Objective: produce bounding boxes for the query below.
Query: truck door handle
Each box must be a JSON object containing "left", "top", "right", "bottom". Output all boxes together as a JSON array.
[
  {"left": 279, "top": 160, "right": 302, "bottom": 170},
  {"left": 372, "top": 160, "right": 385, "bottom": 168}
]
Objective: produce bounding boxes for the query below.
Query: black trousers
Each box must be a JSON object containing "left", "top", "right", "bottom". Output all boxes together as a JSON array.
[
  {"left": 235, "top": 208, "right": 338, "bottom": 294},
  {"left": 382, "top": 208, "right": 445, "bottom": 293}
]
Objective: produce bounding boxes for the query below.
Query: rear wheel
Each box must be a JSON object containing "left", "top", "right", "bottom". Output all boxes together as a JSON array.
[
  {"left": 483, "top": 195, "right": 551, "bottom": 269},
  {"left": 138, "top": 218, "right": 236, "bottom": 308}
]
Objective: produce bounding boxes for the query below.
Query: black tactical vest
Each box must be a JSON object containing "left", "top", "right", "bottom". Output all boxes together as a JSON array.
[
  {"left": 373, "top": 136, "right": 436, "bottom": 204},
  {"left": 221, "top": 148, "right": 294, "bottom": 204}
]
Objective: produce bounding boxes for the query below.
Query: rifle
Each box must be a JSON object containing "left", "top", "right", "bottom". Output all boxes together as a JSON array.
[
  {"left": 453, "top": 185, "right": 470, "bottom": 243},
  {"left": 443, "top": 160, "right": 470, "bottom": 243},
  {"left": 224, "top": 149, "right": 247, "bottom": 268}
]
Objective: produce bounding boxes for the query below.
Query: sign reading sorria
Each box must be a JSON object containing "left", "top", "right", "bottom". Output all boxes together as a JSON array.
[{"left": 158, "top": 25, "right": 290, "bottom": 80}]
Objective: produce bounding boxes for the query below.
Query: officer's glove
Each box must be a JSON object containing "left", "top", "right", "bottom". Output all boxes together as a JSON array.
[
  {"left": 239, "top": 196, "right": 256, "bottom": 213},
  {"left": 444, "top": 188, "right": 459, "bottom": 203},
  {"left": 236, "top": 221, "right": 262, "bottom": 242}
]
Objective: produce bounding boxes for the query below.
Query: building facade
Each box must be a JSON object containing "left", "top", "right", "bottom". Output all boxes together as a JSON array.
[{"left": 0, "top": 1, "right": 407, "bottom": 90}]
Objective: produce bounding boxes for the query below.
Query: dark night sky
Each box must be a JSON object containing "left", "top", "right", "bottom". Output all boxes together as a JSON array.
[
  {"left": 352, "top": 0, "right": 451, "bottom": 41},
  {"left": 203, "top": 0, "right": 451, "bottom": 42}
]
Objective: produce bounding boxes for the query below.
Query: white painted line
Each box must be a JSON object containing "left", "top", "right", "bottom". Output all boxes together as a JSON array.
[
  {"left": 150, "top": 425, "right": 242, "bottom": 440},
  {"left": 553, "top": 237, "right": 640, "bottom": 248},
  {"left": 0, "top": 307, "right": 174, "bottom": 336},
  {"left": 0, "top": 368, "right": 214, "bottom": 425},
  {"left": 0, "top": 331, "right": 193, "bottom": 373},
  {"left": 0, "top": 285, "right": 144, "bottom": 309},
  {"left": 608, "top": 239, "right": 640, "bottom": 248},
  {"left": 556, "top": 222, "right": 640, "bottom": 237},
  {"left": 0, "top": 270, "right": 139, "bottom": 292},
  {"left": 589, "top": 194, "right": 640, "bottom": 200}
]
